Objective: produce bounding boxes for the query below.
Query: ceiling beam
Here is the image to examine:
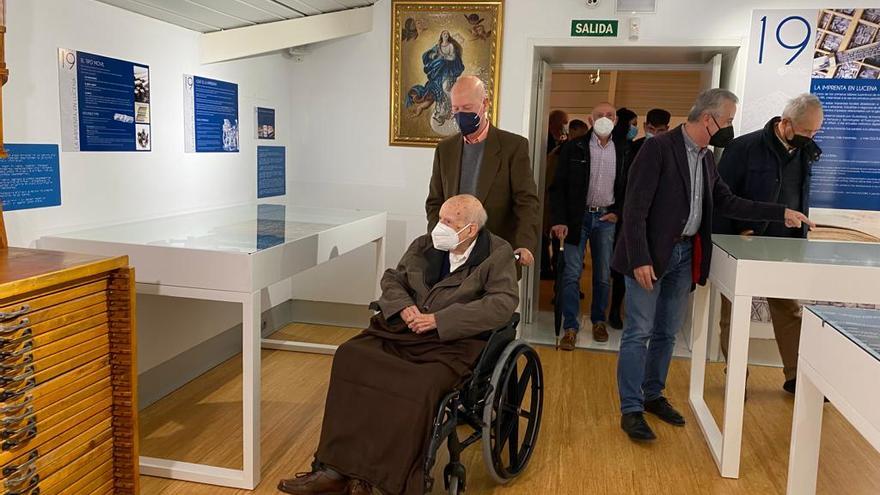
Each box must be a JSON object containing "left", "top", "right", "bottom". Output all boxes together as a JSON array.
[{"left": 200, "top": 5, "right": 372, "bottom": 63}]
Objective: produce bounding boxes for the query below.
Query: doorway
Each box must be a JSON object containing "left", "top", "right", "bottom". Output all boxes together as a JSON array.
[{"left": 519, "top": 43, "right": 741, "bottom": 357}]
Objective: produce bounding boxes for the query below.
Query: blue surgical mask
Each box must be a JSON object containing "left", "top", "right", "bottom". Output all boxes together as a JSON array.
[
  {"left": 645, "top": 132, "right": 655, "bottom": 140},
  {"left": 627, "top": 125, "right": 638, "bottom": 141},
  {"left": 455, "top": 111, "right": 481, "bottom": 136}
]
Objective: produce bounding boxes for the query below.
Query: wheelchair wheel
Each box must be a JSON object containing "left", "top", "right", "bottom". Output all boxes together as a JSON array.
[{"left": 481, "top": 340, "right": 544, "bottom": 484}]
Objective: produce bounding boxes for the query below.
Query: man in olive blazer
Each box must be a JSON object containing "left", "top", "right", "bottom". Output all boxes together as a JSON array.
[{"left": 426, "top": 76, "right": 540, "bottom": 267}]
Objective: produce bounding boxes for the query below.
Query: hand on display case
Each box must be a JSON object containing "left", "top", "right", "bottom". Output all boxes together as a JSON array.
[{"left": 784, "top": 209, "right": 815, "bottom": 230}]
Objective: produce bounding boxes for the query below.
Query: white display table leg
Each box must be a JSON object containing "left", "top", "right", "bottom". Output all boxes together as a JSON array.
[
  {"left": 719, "top": 294, "right": 751, "bottom": 478},
  {"left": 786, "top": 359, "right": 825, "bottom": 495}
]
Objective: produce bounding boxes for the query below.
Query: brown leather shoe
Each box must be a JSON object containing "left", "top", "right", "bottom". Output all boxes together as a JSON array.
[
  {"left": 278, "top": 471, "right": 349, "bottom": 495},
  {"left": 559, "top": 329, "right": 577, "bottom": 351},
  {"left": 348, "top": 479, "right": 372, "bottom": 495},
  {"left": 592, "top": 322, "right": 609, "bottom": 343}
]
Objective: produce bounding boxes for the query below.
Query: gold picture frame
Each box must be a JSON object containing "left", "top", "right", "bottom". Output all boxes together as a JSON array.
[{"left": 389, "top": 0, "right": 504, "bottom": 147}]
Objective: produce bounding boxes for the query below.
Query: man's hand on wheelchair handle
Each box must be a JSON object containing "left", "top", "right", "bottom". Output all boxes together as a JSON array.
[
  {"left": 410, "top": 313, "right": 437, "bottom": 334},
  {"left": 514, "top": 248, "right": 533, "bottom": 266}
]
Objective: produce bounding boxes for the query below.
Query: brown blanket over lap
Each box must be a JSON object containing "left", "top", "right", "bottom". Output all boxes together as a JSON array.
[{"left": 315, "top": 314, "right": 485, "bottom": 495}]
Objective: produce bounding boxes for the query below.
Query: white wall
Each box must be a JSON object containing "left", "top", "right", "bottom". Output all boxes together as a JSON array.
[
  {"left": 5, "top": 0, "right": 296, "bottom": 372},
  {"left": 285, "top": 0, "right": 870, "bottom": 302}
]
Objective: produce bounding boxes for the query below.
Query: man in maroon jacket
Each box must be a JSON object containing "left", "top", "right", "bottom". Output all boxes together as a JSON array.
[{"left": 611, "top": 89, "right": 813, "bottom": 441}]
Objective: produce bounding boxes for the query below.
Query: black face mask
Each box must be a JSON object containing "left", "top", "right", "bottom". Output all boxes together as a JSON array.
[
  {"left": 708, "top": 115, "right": 734, "bottom": 148},
  {"left": 455, "top": 111, "right": 481, "bottom": 136},
  {"left": 786, "top": 133, "right": 812, "bottom": 149},
  {"left": 801, "top": 139, "right": 823, "bottom": 162}
]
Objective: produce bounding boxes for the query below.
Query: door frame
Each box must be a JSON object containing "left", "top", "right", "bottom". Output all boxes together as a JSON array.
[{"left": 521, "top": 38, "right": 746, "bottom": 326}]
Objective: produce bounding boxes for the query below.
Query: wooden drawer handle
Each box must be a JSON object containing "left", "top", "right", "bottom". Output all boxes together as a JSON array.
[
  {"left": 4, "top": 485, "right": 38, "bottom": 495},
  {"left": 0, "top": 330, "right": 31, "bottom": 349},
  {"left": 2, "top": 450, "right": 37, "bottom": 478},
  {"left": 0, "top": 379, "right": 36, "bottom": 403},
  {"left": 0, "top": 421, "right": 36, "bottom": 450},
  {"left": 0, "top": 368, "right": 33, "bottom": 390},
  {"left": 0, "top": 356, "right": 32, "bottom": 375},
  {"left": 0, "top": 307, "right": 29, "bottom": 324},
  {"left": 1, "top": 418, "right": 37, "bottom": 440},
  {"left": 0, "top": 320, "right": 28, "bottom": 336},
  {"left": 1, "top": 450, "right": 37, "bottom": 477},
  {"left": 0, "top": 342, "right": 32, "bottom": 361},
  {"left": 0, "top": 396, "right": 31, "bottom": 415},
  {"left": 0, "top": 407, "right": 33, "bottom": 426},
  {"left": 3, "top": 466, "right": 37, "bottom": 491}
]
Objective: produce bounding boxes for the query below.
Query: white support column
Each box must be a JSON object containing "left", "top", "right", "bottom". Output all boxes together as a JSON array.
[
  {"left": 719, "top": 294, "right": 752, "bottom": 478},
  {"left": 786, "top": 360, "right": 826, "bottom": 495},
  {"left": 242, "top": 290, "right": 262, "bottom": 489},
  {"left": 689, "top": 284, "right": 711, "bottom": 403},
  {"left": 374, "top": 236, "right": 386, "bottom": 300}
]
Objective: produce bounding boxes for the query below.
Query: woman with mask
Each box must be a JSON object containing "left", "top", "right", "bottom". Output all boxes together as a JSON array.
[{"left": 612, "top": 107, "right": 639, "bottom": 145}]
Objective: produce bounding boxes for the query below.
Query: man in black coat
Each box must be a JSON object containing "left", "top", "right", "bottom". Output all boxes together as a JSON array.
[
  {"left": 609, "top": 108, "right": 672, "bottom": 329},
  {"left": 550, "top": 102, "right": 627, "bottom": 349},
  {"left": 713, "top": 94, "right": 824, "bottom": 395},
  {"left": 612, "top": 89, "right": 813, "bottom": 442}
]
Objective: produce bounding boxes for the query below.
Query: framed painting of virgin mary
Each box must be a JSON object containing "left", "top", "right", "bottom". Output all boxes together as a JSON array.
[{"left": 390, "top": 0, "right": 504, "bottom": 147}]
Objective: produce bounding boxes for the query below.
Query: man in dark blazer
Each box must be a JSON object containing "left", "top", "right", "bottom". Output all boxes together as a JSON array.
[
  {"left": 550, "top": 102, "right": 626, "bottom": 348},
  {"left": 713, "top": 94, "right": 824, "bottom": 395},
  {"left": 611, "top": 89, "right": 813, "bottom": 442},
  {"left": 609, "top": 108, "right": 672, "bottom": 329},
  {"left": 426, "top": 76, "right": 540, "bottom": 267}
]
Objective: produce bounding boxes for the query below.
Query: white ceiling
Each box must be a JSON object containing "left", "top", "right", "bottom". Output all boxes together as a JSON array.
[{"left": 96, "top": 0, "right": 378, "bottom": 33}]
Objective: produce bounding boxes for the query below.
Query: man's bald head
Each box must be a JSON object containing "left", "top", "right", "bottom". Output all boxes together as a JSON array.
[
  {"left": 591, "top": 102, "right": 617, "bottom": 122},
  {"left": 451, "top": 76, "right": 489, "bottom": 115},
  {"left": 439, "top": 194, "right": 487, "bottom": 230}
]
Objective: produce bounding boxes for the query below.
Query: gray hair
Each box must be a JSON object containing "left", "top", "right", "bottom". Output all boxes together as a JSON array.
[
  {"left": 687, "top": 88, "right": 740, "bottom": 122},
  {"left": 782, "top": 94, "right": 823, "bottom": 125}
]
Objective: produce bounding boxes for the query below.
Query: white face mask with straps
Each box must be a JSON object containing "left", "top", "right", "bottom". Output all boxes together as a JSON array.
[
  {"left": 592, "top": 117, "right": 614, "bottom": 137},
  {"left": 431, "top": 223, "right": 472, "bottom": 251}
]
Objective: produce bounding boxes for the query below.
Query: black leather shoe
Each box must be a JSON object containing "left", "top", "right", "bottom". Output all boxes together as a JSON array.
[
  {"left": 644, "top": 397, "right": 686, "bottom": 426},
  {"left": 608, "top": 313, "right": 623, "bottom": 330},
  {"left": 621, "top": 412, "right": 656, "bottom": 441}
]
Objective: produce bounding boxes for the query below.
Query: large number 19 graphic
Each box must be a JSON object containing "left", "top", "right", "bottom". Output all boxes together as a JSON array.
[{"left": 758, "top": 15, "right": 811, "bottom": 65}]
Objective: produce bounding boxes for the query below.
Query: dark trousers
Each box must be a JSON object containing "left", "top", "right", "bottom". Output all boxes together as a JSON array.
[{"left": 609, "top": 223, "right": 626, "bottom": 322}]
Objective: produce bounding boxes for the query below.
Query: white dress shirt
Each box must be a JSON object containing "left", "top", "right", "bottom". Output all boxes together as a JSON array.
[{"left": 449, "top": 239, "right": 477, "bottom": 273}]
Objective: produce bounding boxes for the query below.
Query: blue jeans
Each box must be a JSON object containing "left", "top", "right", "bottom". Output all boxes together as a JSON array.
[
  {"left": 561, "top": 211, "right": 615, "bottom": 331},
  {"left": 617, "top": 241, "right": 693, "bottom": 414}
]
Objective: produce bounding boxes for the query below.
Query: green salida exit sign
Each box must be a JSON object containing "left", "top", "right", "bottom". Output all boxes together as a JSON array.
[{"left": 571, "top": 19, "right": 619, "bottom": 37}]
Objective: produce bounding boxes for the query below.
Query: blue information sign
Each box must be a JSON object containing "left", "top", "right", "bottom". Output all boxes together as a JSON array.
[
  {"left": 257, "top": 146, "right": 286, "bottom": 199},
  {"left": 810, "top": 79, "right": 880, "bottom": 211},
  {"left": 184, "top": 75, "right": 239, "bottom": 153},
  {"left": 0, "top": 144, "right": 61, "bottom": 211},
  {"left": 58, "top": 49, "right": 151, "bottom": 152}
]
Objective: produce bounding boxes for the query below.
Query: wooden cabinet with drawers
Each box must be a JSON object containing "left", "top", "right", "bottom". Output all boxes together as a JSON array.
[{"left": 0, "top": 248, "right": 138, "bottom": 495}]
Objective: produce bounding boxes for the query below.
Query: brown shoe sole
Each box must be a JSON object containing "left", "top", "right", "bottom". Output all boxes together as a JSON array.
[{"left": 277, "top": 481, "right": 349, "bottom": 495}]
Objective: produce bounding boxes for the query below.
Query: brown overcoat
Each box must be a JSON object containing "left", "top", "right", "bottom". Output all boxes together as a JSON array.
[
  {"left": 426, "top": 126, "right": 541, "bottom": 258},
  {"left": 314, "top": 230, "right": 518, "bottom": 495}
]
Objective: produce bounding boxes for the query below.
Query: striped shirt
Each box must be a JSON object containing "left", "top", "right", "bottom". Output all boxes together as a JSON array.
[{"left": 586, "top": 133, "right": 617, "bottom": 208}]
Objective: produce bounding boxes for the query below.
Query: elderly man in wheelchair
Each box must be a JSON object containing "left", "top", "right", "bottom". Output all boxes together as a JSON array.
[{"left": 279, "top": 195, "right": 543, "bottom": 495}]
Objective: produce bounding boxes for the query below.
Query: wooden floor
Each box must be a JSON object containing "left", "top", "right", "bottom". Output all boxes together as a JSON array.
[{"left": 139, "top": 324, "right": 880, "bottom": 495}]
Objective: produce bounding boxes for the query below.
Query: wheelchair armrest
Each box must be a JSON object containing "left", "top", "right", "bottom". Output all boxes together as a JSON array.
[{"left": 470, "top": 313, "right": 520, "bottom": 381}]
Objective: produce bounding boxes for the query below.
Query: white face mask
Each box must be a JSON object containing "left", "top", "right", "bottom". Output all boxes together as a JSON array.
[
  {"left": 592, "top": 117, "right": 614, "bottom": 137},
  {"left": 431, "top": 222, "right": 472, "bottom": 252},
  {"left": 561, "top": 123, "right": 570, "bottom": 135}
]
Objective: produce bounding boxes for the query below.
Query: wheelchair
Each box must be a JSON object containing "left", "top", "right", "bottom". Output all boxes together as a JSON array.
[{"left": 424, "top": 313, "right": 544, "bottom": 494}]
